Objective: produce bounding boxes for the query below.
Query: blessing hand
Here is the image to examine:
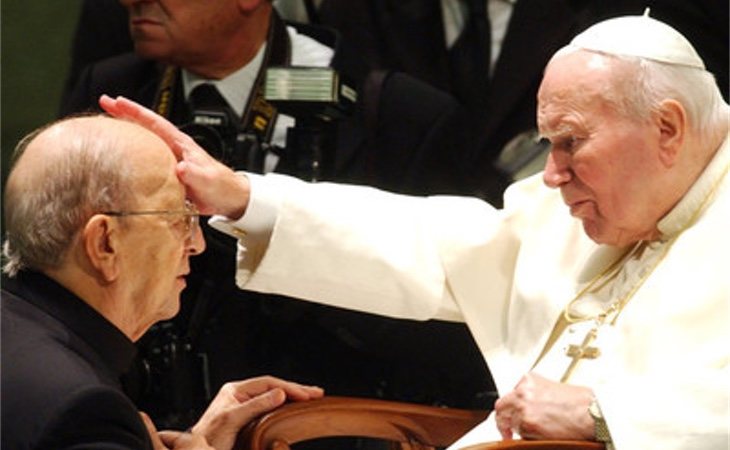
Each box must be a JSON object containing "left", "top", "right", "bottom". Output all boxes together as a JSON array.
[{"left": 99, "top": 94, "right": 250, "bottom": 220}]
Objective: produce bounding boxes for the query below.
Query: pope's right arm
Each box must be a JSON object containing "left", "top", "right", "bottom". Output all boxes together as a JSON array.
[{"left": 98, "top": 94, "right": 509, "bottom": 324}]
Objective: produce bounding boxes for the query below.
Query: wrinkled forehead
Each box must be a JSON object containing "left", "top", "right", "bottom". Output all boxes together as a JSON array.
[
  {"left": 537, "top": 51, "right": 616, "bottom": 134},
  {"left": 113, "top": 120, "right": 183, "bottom": 203},
  {"left": 539, "top": 50, "right": 614, "bottom": 98}
]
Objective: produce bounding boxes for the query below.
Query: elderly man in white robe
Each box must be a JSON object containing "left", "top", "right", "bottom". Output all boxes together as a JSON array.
[{"left": 101, "top": 13, "right": 730, "bottom": 450}]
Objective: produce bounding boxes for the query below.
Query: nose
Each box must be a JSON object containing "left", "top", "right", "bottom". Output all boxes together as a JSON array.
[
  {"left": 542, "top": 149, "right": 572, "bottom": 189},
  {"left": 186, "top": 224, "right": 206, "bottom": 255}
]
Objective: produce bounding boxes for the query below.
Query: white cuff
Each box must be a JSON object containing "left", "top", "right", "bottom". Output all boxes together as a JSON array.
[{"left": 208, "top": 172, "right": 282, "bottom": 240}]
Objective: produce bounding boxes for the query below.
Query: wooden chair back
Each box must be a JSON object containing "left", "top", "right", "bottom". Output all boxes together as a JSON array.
[{"left": 236, "top": 396, "right": 604, "bottom": 450}]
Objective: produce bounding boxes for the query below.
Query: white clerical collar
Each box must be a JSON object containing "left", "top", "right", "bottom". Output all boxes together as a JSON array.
[
  {"left": 182, "top": 41, "right": 267, "bottom": 118},
  {"left": 657, "top": 132, "right": 730, "bottom": 239}
]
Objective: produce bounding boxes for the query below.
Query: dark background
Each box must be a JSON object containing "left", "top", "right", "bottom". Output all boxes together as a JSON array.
[{"left": 1, "top": 1, "right": 81, "bottom": 203}]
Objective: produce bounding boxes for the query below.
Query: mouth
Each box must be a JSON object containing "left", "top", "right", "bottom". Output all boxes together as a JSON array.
[
  {"left": 177, "top": 273, "right": 189, "bottom": 288},
  {"left": 132, "top": 19, "right": 160, "bottom": 27},
  {"left": 130, "top": 11, "right": 161, "bottom": 22},
  {"left": 567, "top": 200, "right": 593, "bottom": 218},
  {"left": 129, "top": 16, "right": 164, "bottom": 32}
]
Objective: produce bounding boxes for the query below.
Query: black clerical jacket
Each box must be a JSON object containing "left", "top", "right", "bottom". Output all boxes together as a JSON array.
[{"left": 1, "top": 271, "right": 152, "bottom": 450}]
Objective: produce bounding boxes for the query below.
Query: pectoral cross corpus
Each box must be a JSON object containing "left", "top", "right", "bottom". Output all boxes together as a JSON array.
[{"left": 561, "top": 327, "right": 601, "bottom": 382}]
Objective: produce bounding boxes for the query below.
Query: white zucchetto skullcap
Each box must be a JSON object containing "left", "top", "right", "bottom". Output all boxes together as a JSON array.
[{"left": 570, "top": 9, "right": 705, "bottom": 70}]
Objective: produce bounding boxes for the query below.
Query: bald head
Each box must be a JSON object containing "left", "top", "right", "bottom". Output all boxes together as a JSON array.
[{"left": 3, "top": 115, "right": 178, "bottom": 276}]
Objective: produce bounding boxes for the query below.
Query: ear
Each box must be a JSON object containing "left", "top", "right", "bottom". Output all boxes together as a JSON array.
[
  {"left": 654, "top": 99, "right": 686, "bottom": 168},
  {"left": 82, "top": 215, "right": 122, "bottom": 282}
]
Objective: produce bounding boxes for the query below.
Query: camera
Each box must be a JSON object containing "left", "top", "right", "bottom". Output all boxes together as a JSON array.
[
  {"left": 178, "top": 67, "right": 357, "bottom": 180},
  {"left": 264, "top": 66, "right": 357, "bottom": 181},
  {"left": 179, "top": 106, "right": 272, "bottom": 173}
]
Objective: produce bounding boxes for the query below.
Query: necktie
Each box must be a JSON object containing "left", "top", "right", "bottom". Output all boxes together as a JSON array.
[
  {"left": 449, "top": 0, "right": 491, "bottom": 113},
  {"left": 185, "top": 83, "right": 236, "bottom": 164},
  {"left": 188, "top": 83, "right": 229, "bottom": 112}
]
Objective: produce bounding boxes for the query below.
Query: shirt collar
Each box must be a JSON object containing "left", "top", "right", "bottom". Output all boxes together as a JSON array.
[{"left": 182, "top": 42, "right": 267, "bottom": 118}]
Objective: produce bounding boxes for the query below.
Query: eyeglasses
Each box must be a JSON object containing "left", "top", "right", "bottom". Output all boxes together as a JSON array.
[{"left": 101, "top": 200, "right": 200, "bottom": 241}]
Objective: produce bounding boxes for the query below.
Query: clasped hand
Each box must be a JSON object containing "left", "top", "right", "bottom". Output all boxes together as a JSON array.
[
  {"left": 141, "top": 376, "right": 323, "bottom": 450},
  {"left": 493, "top": 373, "right": 595, "bottom": 441}
]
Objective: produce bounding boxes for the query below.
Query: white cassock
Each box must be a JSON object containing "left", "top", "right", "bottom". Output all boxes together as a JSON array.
[{"left": 210, "top": 133, "right": 730, "bottom": 449}]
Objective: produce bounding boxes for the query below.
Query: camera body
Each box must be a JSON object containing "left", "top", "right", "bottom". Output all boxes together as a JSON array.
[
  {"left": 180, "top": 107, "right": 270, "bottom": 172},
  {"left": 176, "top": 67, "right": 357, "bottom": 180}
]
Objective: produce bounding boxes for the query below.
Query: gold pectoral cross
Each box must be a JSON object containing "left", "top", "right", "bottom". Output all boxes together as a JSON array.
[{"left": 560, "top": 327, "right": 601, "bottom": 382}]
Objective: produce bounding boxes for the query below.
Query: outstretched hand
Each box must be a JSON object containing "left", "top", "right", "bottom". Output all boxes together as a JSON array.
[
  {"left": 99, "top": 95, "right": 250, "bottom": 219},
  {"left": 493, "top": 373, "right": 595, "bottom": 441}
]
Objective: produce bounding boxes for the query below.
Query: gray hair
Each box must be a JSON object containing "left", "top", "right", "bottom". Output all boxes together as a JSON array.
[
  {"left": 2, "top": 116, "right": 135, "bottom": 277},
  {"left": 551, "top": 46, "right": 729, "bottom": 147}
]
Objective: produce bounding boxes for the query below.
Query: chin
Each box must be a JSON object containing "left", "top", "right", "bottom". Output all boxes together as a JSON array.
[
  {"left": 134, "top": 42, "right": 174, "bottom": 62},
  {"left": 582, "top": 221, "right": 612, "bottom": 245},
  {"left": 167, "top": 304, "right": 181, "bottom": 320},
  {"left": 585, "top": 225, "right": 641, "bottom": 247},
  {"left": 160, "top": 299, "right": 181, "bottom": 321}
]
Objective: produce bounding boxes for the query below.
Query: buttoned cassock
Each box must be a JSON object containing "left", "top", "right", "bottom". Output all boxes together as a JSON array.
[{"left": 211, "top": 134, "right": 730, "bottom": 449}]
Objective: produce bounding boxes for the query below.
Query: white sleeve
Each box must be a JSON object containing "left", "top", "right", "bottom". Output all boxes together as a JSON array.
[
  {"left": 210, "top": 171, "right": 485, "bottom": 321},
  {"left": 206, "top": 171, "right": 522, "bottom": 325}
]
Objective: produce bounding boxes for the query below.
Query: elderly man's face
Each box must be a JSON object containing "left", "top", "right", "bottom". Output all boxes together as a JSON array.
[
  {"left": 119, "top": 0, "right": 239, "bottom": 67},
  {"left": 537, "top": 51, "right": 667, "bottom": 247},
  {"left": 116, "top": 123, "right": 206, "bottom": 338}
]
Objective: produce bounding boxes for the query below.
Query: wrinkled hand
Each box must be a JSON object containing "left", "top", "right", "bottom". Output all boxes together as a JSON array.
[
  {"left": 99, "top": 95, "right": 250, "bottom": 219},
  {"left": 191, "top": 376, "right": 324, "bottom": 450},
  {"left": 140, "top": 412, "right": 214, "bottom": 450},
  {"left": 493, "top": 373, "right": 594, "bottom": 441}
]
